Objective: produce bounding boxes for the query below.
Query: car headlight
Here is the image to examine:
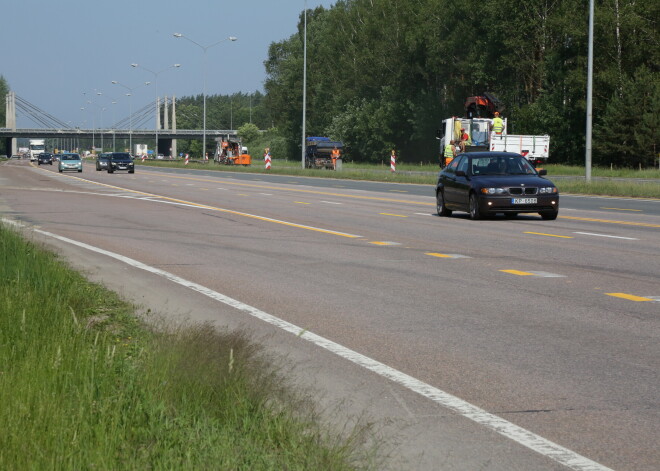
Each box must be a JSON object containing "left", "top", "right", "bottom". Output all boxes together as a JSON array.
[
  {"left": 539, "top": 187, "right": 558, "bottom": 194},
  {"left": 481, "top": 187, "right": 507, "bottom": 195}
]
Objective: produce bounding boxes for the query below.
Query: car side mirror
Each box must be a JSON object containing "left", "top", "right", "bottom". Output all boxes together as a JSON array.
[
  {"left": 537, "top": 168, "right": 547, "bottom": 175},
  {"left": 456, "top": 170, "right": 466, "bottom": 177}
]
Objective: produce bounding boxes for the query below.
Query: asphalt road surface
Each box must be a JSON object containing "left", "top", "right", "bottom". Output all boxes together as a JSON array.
[{"left": 2, "top": 160, "right": 658, "bottom": 471}]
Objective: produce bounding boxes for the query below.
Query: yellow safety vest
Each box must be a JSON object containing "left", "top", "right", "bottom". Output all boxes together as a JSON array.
[
  {"left": 444, "top": 144, "right": 454, "bottom": 158},
  {"left": 493, "top": 117, "right": 504, "bottom": 134}
]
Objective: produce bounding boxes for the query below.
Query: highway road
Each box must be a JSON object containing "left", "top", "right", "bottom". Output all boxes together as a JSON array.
[{"left": 2, "top": 159, "right": 659, "bottom": 470}]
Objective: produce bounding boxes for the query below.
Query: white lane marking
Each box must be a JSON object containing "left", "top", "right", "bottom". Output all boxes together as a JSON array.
[
  {"left": 321, "top": 201, "right": 342, "bottom": 205},
  {"left": 415, "top": 212, "right": 434, "bottom": 216},
  {"left": 527, "top": 271, "right": 567, "bottom": 278},
  {"left": 1, "top": 217, "right": 614, "bottom": 471},
  {"left": 426, "top": 253, "right": 472, "bottom": 259},
  {"left": 574, "top": 232, "right": 639, "bottom": 240}
]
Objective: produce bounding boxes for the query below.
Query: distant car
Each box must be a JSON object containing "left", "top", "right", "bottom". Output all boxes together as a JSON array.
[
  {"left": 96, "top": 153, "right": 111, "bottom": 171},
  {"left": 37, "top": 153, "right": 54, "bottom": 165},
  {"left": 107, "top": 152, "right": 135, "bottom": 174},
  {"left": 58, "top": 153, "right": 83, "bottom": 173},
  {"left": 11, "top": 154, "right": 22, "bottom": 159},
  {"left": 435, "top": 152, "right": 559, "bottom": 220}
]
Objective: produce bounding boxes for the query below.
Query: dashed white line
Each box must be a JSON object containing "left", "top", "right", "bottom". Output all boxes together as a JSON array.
[{"left": 574, "top": 232, "right": 639, "bottom": 240}]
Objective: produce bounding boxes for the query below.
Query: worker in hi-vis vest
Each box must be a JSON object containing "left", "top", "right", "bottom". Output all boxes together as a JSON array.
[
  {"left": 492, "top": 111, "right": 504, "bottom": 135},
  {"left": 443, "top": 140, "right": 456, "bottom": 167},
  {"left": 332, "top": 146, "right": 340, "bottom": 168}
]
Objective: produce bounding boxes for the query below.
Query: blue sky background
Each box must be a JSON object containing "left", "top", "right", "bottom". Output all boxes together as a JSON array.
[{"left": 2, "top": 0, "right": 334, "bottom": 127}]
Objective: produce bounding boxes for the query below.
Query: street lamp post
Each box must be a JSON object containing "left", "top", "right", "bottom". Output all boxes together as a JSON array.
[
  {"left": 173, "top": 33, "right": 237, "bottom": 159},
  {"left": 95, "top": 92, "right": 106, "bottom": 152},
  {"left": 131, "top": 63, "right": 180, "bottom": 157},
  {"left": 111, "top": 101, "right": 117, "bottom": 151},
  {"left": 112, "top": 80, "right": 151, "bottom": 154},
  {"left": 85, "top": 101, "right": 96, "bottom": 150}
]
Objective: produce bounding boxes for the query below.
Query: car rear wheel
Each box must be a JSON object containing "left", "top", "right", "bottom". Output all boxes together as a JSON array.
[
  {"left": 540, "top": 210, "right": 558, "bottom": 220},
  {"left": 436, "top": 191, "right": 452, "bottom": 217},
  {"left": 469, "top": 193, "right": 482, "bottom": 220}
]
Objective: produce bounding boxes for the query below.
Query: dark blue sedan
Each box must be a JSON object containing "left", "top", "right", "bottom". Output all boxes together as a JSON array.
[{"left": 435, "top": 152, "right": 559, "bottom": 220}]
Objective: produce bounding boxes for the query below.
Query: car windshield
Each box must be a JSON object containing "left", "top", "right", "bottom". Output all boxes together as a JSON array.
[
  {"left": 112, "top": 153, "right": 131, "bottom": 160},
  {"left": 61, "top": 155, "right": 80, "bottom": 161},
  {"left": 470, "top": 156, "right": 537, "bottom": 176}
]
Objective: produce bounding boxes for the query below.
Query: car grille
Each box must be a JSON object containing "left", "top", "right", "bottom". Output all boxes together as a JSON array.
[{"left": 508, "top": 187, "right": 538, "bottom": 195}]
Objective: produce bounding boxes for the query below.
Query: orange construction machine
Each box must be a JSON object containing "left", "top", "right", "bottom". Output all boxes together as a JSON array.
[{"left": 215, "top": 139, "right": 251, "bottom": 166}]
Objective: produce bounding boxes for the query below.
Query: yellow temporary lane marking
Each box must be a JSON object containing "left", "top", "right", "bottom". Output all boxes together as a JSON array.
[
  {"left": 600, "top": 207, "right": 642, "bottom": 212},
  {"left": 369, "top": 241, "right": 401, "bottom": 246},
  {"left": 559, "top": 215, "right": 660, "bottom": 228},
  {"left": 500, "top": 270, "right": 535, "bottom": 276},
  {"left": 425, "top": 253, "right": 472, "bottom": 259},
  {"left": 524, "top": 232, "right": 574, "bottom": 239},
  {"left": 33, "top": 171, "right": 363, "bottom": 239},
  {"left": 294, "top": 201, "right": 311, "bottom": 205},
  {"left": 389, "top": 190, "right": 408, "bottom": 193},
  {"left": 140, "top": 171, "right": 435, "bottom": 206},
  {"left": 379, "top": 213, "right": 408, "bottom": 217},
  {"left": 605, "top": 293, "right": 653, "bottom": 302}
]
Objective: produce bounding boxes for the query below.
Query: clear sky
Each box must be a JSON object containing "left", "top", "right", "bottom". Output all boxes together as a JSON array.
[{"left": 2, "top": 0, "right": 334, "bottom": 128}]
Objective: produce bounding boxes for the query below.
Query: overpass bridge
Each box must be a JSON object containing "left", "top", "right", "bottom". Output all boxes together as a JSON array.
[{"left": 3, "top": 92, "right": 237, "bottom": 156}]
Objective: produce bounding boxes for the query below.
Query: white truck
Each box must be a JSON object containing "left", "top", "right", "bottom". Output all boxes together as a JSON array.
[
  {"left": 134, "top": 144, "right": 148, "bottom": 157},
  {"left": 438, "top": 116, "right": 550, "bottom": 167},
  {"left": 28, "top": 139, "right": 46, "bottom": 161}
]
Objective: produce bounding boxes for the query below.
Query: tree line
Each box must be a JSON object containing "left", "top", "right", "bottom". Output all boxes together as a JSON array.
[
  {"left": 3, "top": 1, "right": 657, "bottom": 167},
  {"left": 262, "top": 0, "right": 658, "bottom": 167}
]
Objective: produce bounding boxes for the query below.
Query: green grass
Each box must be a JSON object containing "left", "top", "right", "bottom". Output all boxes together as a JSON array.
[
  {"left": 137, "top": 159, "right": 660, "bottom": 198},
  {"left": 543, "top": 164, "right": 660, "bottom": 179},
  {"left": 0, "top": 224, "right": 378, "bottom": 470}
]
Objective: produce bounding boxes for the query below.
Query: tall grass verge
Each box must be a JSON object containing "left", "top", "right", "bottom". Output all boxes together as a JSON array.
[{"left": 0, "top": 224, "right": 379, "bottom": 470}]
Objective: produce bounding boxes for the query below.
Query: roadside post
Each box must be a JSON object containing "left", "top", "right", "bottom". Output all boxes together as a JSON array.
[
  {"left": 264, "top": 148, "right": 271, "bottom": 170},
  {"left": 390, "top": 149, "right": 396, "bottom": 172}
]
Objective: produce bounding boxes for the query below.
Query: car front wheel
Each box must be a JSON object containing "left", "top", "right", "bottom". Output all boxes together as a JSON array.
[
  {"left": 436, "top": 190, "right": 452, "bottom": 217},
  {"left": 469, "top": 193, "right": 482, "bottom": 220}
]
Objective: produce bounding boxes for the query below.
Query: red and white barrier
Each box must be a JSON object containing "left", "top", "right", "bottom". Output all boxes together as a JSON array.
[
  {"left": 141, "top": 154, "right": 146, "bottom": 162},
  {"left": 265, "top": 152, "right": 271, "bottom": 170},
  {"left": 184, "top": 154, "right": 189, "bottom": 165},
  {"left": 390, "top": 151, "right": 396, "bottom": 172}
]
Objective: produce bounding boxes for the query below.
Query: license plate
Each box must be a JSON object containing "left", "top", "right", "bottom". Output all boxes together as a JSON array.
[{"left": 512, "top": 198, "right": 537, "bottom": 204}]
